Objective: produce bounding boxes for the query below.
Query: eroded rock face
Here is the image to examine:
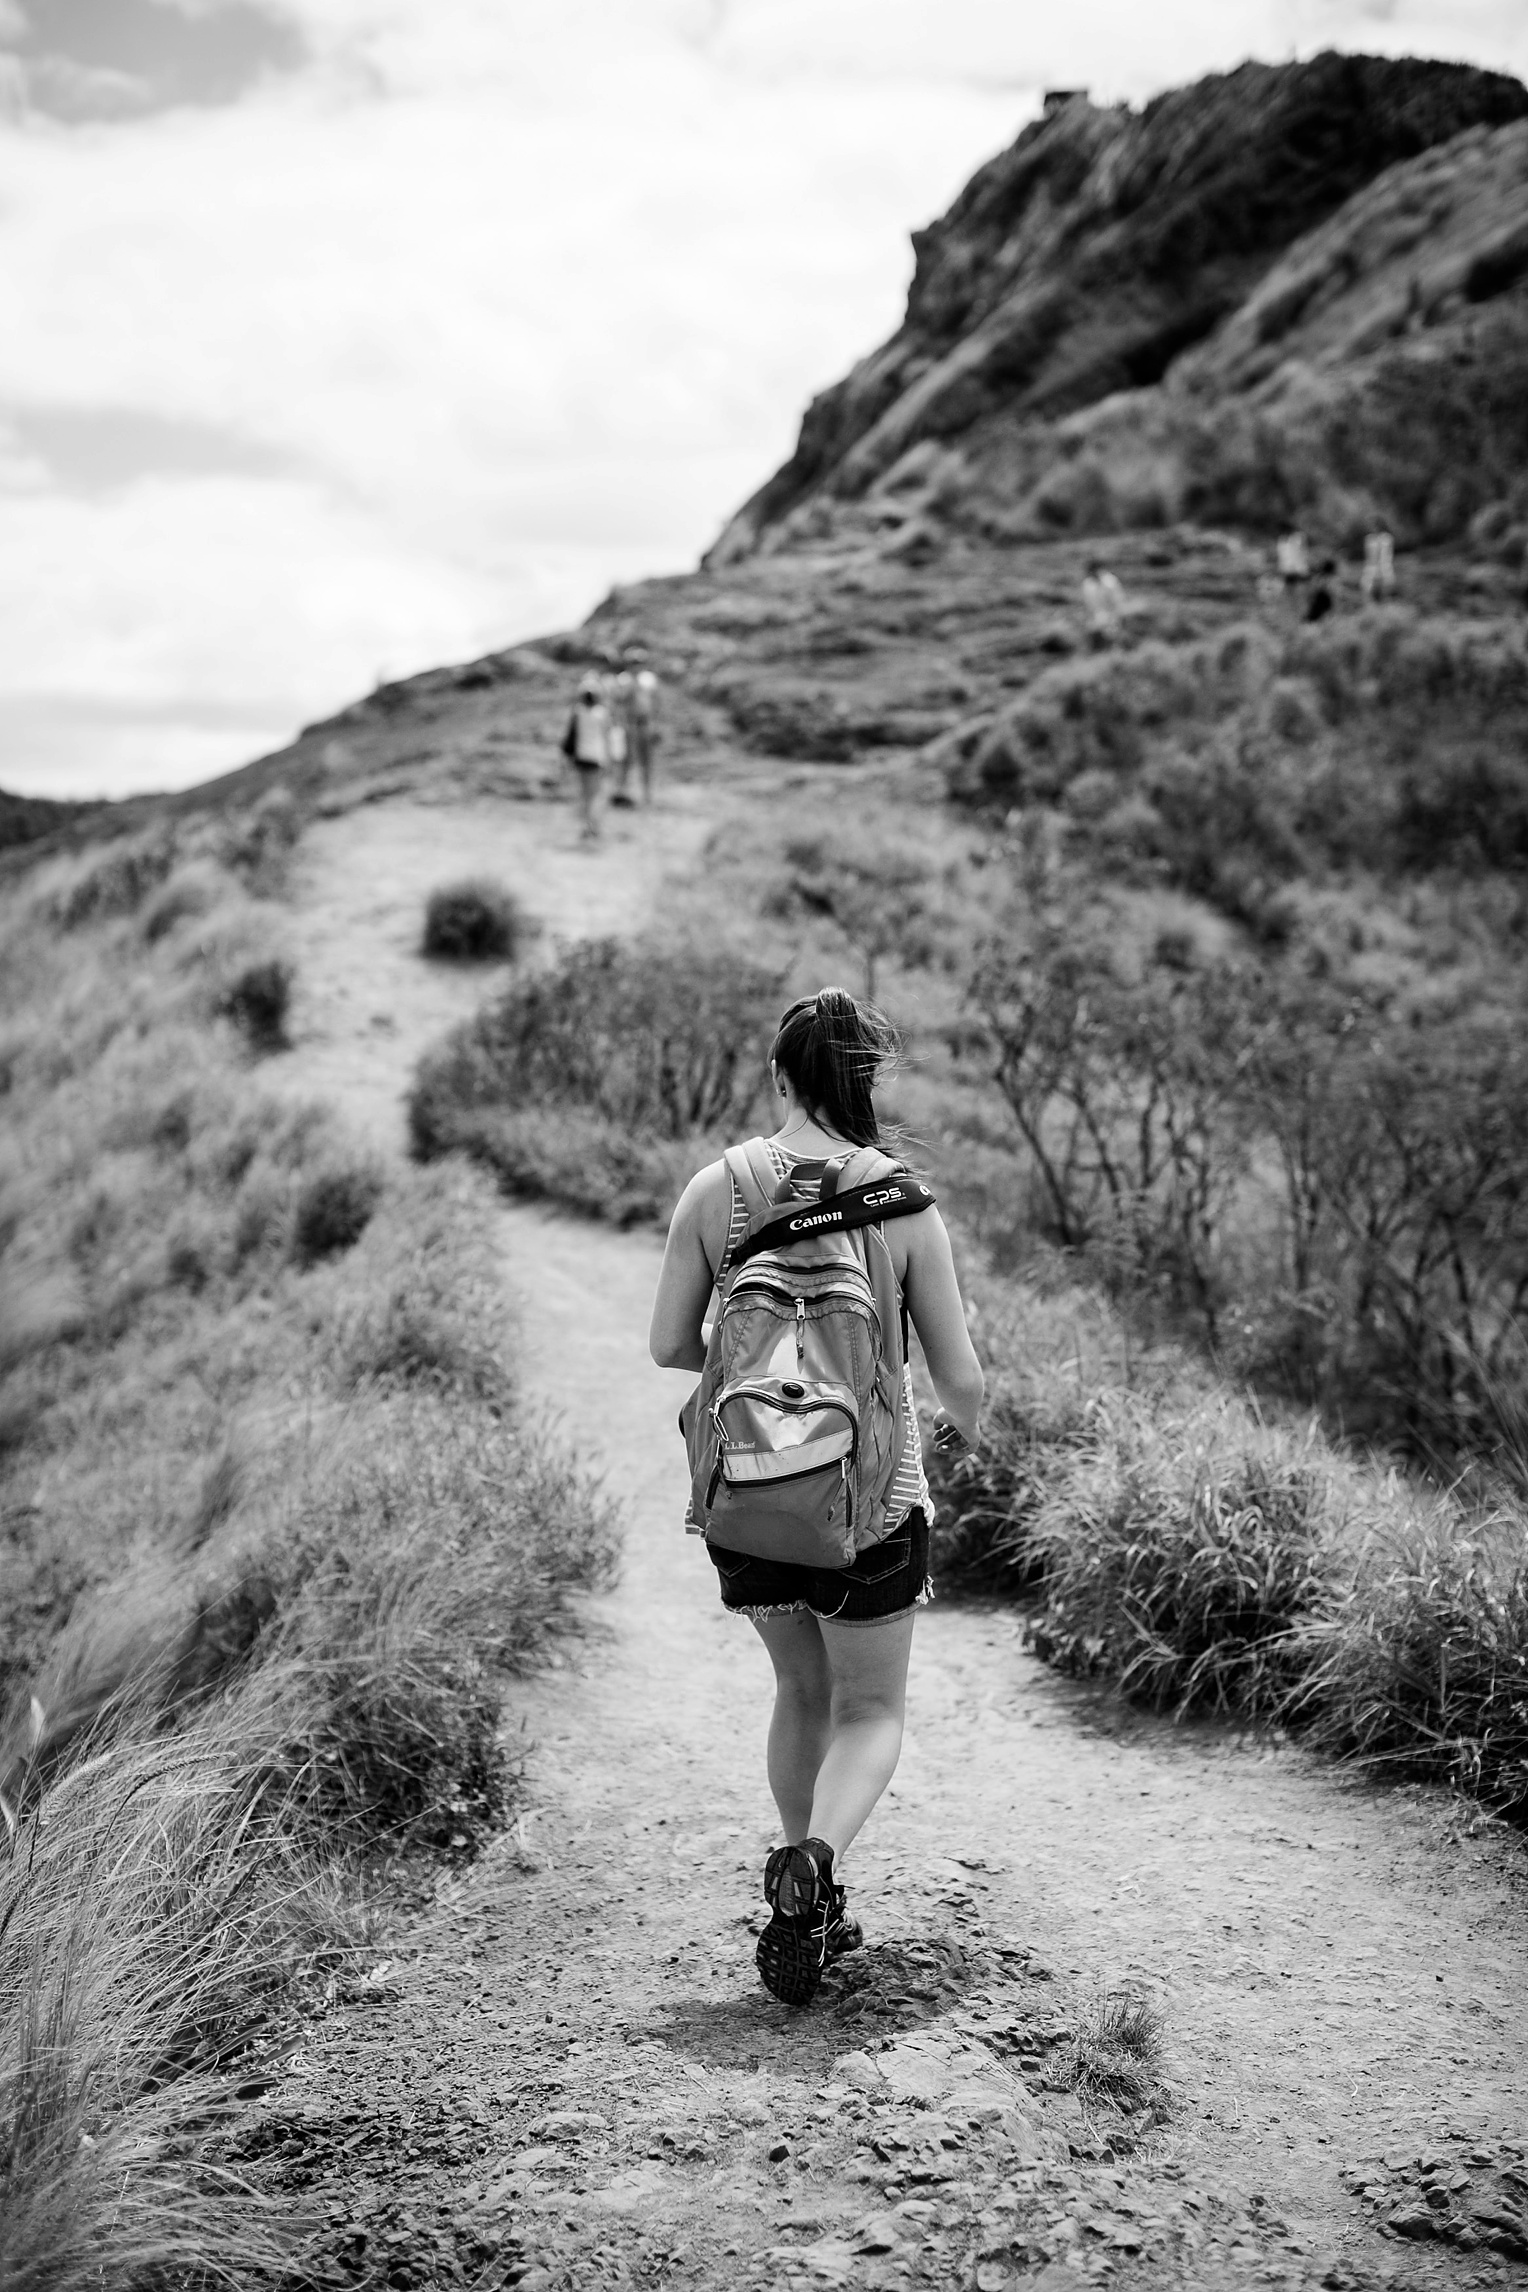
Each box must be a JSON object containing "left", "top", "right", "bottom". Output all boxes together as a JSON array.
[{"left": 708, "top": 53, "right": 1528, "bottom": 563}]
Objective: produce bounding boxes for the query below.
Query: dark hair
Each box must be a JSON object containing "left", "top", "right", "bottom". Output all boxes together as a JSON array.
[{"left": 770, "top": 986, "right": 898, "bottom": 1148}]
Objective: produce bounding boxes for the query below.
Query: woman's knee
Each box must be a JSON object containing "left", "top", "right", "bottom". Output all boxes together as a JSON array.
[{"left": 830, "top": 1682, "right": 906, "bottom": 1734}]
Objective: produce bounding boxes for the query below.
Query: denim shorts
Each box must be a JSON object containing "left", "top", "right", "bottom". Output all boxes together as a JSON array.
[{"left": 708, "top": 1508, "right": 931, "bottom": 1629}]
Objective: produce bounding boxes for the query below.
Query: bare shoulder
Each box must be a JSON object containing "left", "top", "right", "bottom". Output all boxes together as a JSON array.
[
  {"left": 673, "top": 1156, "right": 730, "bottom": 1223},
  {"left": 887, "top": 1198, "right": 948, "bottom": 1282},
  {"left": 669, "top": 1155, "right": 733, "bottom": 1272}
]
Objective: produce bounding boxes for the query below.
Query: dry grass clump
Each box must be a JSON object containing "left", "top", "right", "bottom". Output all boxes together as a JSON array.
[
  {"left": 1, "top": 1729, "right": 320, "bottom": 2287},
  {"left": 217, "top": 956, "right": 293, "bottom": 1054},
  {"left": 49, "top": 834, "right": 177, "bottom": 930},
  {"left": 1292, "top": 1505, "right": 1528, "bottom": 1819},
  {"left": 942, "top": 1262, "right": 1528, "bottom": 1820},
  {"left": 290, "top": 1161, "right": 383, "bottom": 1266},
  {"left": 421, "top": 876, "right": 524, "bottom": 962},
  {"left": 251, "top": 1410, "right": 617, "bottom": 1851},
  {"left": 1028, "top": 1399, "right": 1335, "bottom": 1716},
  {"left": 1050, "top": 1992, "right": 1167, "bottom": 2113},
  {"left": 141, "top": 864, "right": 220, "bottom": 944}
]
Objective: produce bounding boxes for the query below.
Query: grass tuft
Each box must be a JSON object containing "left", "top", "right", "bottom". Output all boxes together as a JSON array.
[
  {"left": 291, "top": 1163, "right": 384, "bottom": 1266},
  {"left": 0, "top": 1727, "right": 322, "bottom": 2286},
  {"left": 1028, "top": 1401, "right": 1333, "bottom": 1716},
  {"left": 218, "top": 958, "right": 293, "bottom": 1055},
  {"left": 422, "top": 877, "right": 524, "bottom": 962},
  {"left": 1051, "top": 1992, "right": 1168, "bottom": 2113},
  {"left": 1292, "top": 1507, "right": 1528, "bottom": 1819}
]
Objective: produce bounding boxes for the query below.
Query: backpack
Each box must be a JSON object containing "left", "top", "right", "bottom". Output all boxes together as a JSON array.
[{"left": 681, "top": 1138, "right": 936, "bottom": 1569}]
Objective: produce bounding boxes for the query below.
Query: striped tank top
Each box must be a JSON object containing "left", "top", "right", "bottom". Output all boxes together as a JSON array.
[{"left": 718, "top": 1140, "right": 931, "bottom": 1532}]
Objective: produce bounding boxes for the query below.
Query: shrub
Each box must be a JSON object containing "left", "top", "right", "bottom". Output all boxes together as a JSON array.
[
  {"left": 141, "top": 867, "right": 219, "bottom": 944},
  {"left": 1293, "top": 1506, "right": 1528, "bottom": 1818},
  {"left": 291, "top": 1163, "right": 383, "bottom": 1266},
  {"left": 51, "top": 838, "right": 177, "bottom": 930},
  {"left": 219, "top": 788, "right": 302, "bottom": 887},
  {"left": 218, "top": 958, "right": 292, "bottom": 1053},
  {"left": 252, "top": 1410, "right": 619, "bottom": 1852},
  {"left": 422, "top": 876, "right": 523, "bottom": 962},
  {"left": 1026, "top": 1400, "right": 1334, "bottom": 1717},
  {"left": 410, "top": 936, "right": 778, "bottom": 1219}
]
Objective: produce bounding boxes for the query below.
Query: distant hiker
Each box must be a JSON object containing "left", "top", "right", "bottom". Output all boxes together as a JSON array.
[
  {"left": 649, "top": 988, "right": 984, "bottom": 2008},
  {"left": 1277, "top": 529, "right": 1310, "bottom": 590},
  {"left": 560, "top": 677, "right": 610, "bottom": 842},
  {"left": 1361, "top": 527, "right": 1396, "bottom": 603},
  {"left": 1081, "top": 560, "right": 1126, "bottom": 646},
  {"left": 613, "top": 647, "right": 661, "bottom": 806}
]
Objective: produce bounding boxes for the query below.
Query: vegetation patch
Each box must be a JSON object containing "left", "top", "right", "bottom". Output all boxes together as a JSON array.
[
  {"left": 410, "top": 935, "right": 779, "bottom": 1223},
  {"left": 218, "top": 956, "right": 294, "bottom": 1054},
  {"left": 0, "top": 831, "right": 620, "bottom": 2279},
  {"left": 291, "top": 1161, "right": 384, "bottom": 1265},
  {"left": 422, "top": 875, "right": 525, "bottom": 963}
]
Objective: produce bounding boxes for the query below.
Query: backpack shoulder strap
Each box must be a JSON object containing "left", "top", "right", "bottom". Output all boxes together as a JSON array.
[
  {"left": 722, "top": 1137, "right": 778, "bottom": 1223},
  {"left": 729, "top": 1167, "right": 936, "bottom": 1270},
  {"left": 833, "top": 1146, "right": 900, "bottom": 1194}
]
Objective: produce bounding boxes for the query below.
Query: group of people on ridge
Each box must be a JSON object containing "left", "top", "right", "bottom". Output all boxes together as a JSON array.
[{"left": 561, "top": 648, "right": 661, "bottom": 842}]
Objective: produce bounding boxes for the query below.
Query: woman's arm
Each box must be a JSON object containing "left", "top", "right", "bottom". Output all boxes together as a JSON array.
[
  {"left": 648, "top": 1163, "right": 728, "bottom": 1371},
  {"left": 900, "top": 1208, "right": 985, "bottom": 1447}
]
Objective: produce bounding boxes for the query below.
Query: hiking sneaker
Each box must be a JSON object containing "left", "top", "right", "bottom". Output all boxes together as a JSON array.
[
  {"left": 762, "top": 1842, "right": 862, "bottom": 1956},
  {"left": 757, "top": 1838, "right": 840, "bottom": 2007},
  {"left": 826, "top": 1890, "right": 863, "bottom": 1959}
]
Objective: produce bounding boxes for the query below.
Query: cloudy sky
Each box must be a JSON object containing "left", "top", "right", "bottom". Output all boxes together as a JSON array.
[{"left": 3, "top": 0, "right": 1526, "bottom": 798}]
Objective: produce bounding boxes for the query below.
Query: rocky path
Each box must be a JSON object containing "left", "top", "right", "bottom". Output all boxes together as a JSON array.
[{"left": 252, "top": 790, "right": 1528, "bottom": 2292}]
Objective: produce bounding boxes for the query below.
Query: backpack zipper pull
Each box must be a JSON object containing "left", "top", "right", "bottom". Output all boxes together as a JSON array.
[
  {"left": 841, "top": 1457, "right": 852, "bottom": 1530},
  {"left": 795, "top": 1296, "right": 806, "bottom": 1364}
]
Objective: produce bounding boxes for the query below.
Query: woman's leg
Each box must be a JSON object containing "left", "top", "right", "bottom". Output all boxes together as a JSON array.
[
  {"left": 807, "top": 1611, "right": 915, "bottom": 1862},
  {"left": 750, "top": 1611, "right": 833, "bottom": 1842}
]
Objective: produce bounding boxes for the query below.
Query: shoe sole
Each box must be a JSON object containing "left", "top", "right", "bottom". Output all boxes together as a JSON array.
[{"left": 756, "top": 1910, "right": 829, "bottom": 2007}]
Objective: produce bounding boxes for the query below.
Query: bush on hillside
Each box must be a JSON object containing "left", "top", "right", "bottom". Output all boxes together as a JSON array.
[
  {"left": 251, "top": 1410, "right": 618, "bottom": 1851},
  {"left": 220, "top": 787, "right": 303, "bottom": 889},
  {"left": 219, "top": 957, "right": 293, "bottom": 1053},
  {"left": 140, "top": 866, "right": 219, "bottom": 943},
  {"left": 410, "top": 936, "right": 779, "bottom": 1218},
  {"left": 764, "top": 831, "right": 940, "bottom": 1002},
  {"left": 52, "top": 838, "right": 177, "bottom": 929},
  {"left": 291, "top": 1162, "right": 384, "bottom": 1266},
  {"left": 422, "top": 876, "right": 524, "bottom": 962},
  {"left": 1293, "top": 1508, "right": 1528, "bottom": 1818},
  {"left": 1027, "top": 1400, "right": 1333, "bottom": 1715}
]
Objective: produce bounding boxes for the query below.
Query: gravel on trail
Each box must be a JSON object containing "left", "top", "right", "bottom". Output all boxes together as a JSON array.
[{"left": 240, "top": 789, "right": 1528, "bottom": 2292}]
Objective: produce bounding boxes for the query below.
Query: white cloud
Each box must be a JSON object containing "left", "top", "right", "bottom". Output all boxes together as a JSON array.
[{"left": 0, "top": 0, "right": 1523, "bottom": 797}]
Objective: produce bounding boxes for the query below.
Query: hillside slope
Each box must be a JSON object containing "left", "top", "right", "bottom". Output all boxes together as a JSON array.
[{"left": 709, "top": 52, "right": 1528, "bottom": 561}]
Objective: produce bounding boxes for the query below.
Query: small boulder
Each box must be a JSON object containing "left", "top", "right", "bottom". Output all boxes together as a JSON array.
[{"left": 833, "top": 2050, "right": 885, "bottom": 2093}]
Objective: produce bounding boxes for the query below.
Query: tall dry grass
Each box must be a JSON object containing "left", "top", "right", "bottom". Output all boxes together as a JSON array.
[
  {"left": 932, "top": 1262, "right": 1528, "bottom": 1819},
  {"left": 2, "top": 1729, "right": 317, "bottom": 2288}
]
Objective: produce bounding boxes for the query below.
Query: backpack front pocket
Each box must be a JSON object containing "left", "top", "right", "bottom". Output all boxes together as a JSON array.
[{"left": 704, "top": 1379, "right": 859, "bottom": 1567}]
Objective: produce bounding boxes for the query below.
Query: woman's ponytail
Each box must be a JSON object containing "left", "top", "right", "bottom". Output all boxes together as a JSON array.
[{"left": 770, "top": 986, "right": 899, "bottom": 1148}]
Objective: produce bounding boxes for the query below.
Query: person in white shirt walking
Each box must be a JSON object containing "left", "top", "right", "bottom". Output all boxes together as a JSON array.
[{"left": 561, "top": 678, "right": 612, "bottom": 842}]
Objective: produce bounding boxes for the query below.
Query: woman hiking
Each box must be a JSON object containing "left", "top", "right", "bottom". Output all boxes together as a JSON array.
[{"left": 649, "top": 989, "right": 983, "bottom": 2005}]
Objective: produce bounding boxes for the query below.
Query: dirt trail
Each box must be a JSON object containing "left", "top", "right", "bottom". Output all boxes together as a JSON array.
[
  {"left": 261, "top": 791, "right": 1527, "bottom": 2292},
  {"left": 274, "top": 787, "right": 715, "bottom": 1142}
]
